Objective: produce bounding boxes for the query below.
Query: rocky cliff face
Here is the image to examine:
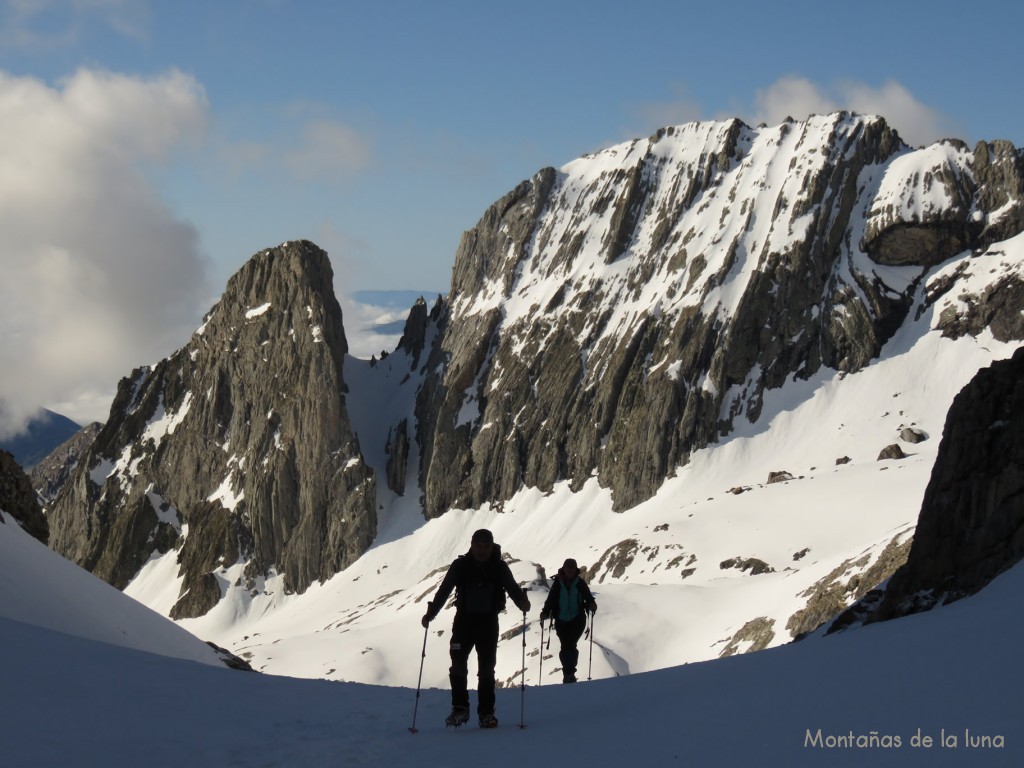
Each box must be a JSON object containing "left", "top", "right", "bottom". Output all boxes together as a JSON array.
[
  {"left": 31, "top": 422, "right": 102, "bottom": 505},
  {"left": 414, "top": 113, "right": 1024, "bottom": 516},
  {"left": 867, "top": 345, "right": 1024, "bottom": 620},
  {"left": 0, "top": 450, "right": 48, "bottom": 545},
  {"left": 47, "top": 241, "right": 376, "bottom": 618}
]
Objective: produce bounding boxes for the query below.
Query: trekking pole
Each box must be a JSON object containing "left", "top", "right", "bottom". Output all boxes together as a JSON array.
[
  {"left": 518, "top": 610, "right": 527, "bottom": 729},
  {"left": 538, "top": 618, "right": 545, "bottom": 685},
  {"left": 409, "top": 623, "right": 429, "bottom": 734},
  {"left": 587, "top": 611, "right": 595, "bottom": 681}
]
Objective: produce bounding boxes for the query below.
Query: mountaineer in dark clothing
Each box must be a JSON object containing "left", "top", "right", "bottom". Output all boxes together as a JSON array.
[
  {"left": 421, "top": 528, "right": 531, "bottom": 728},
  {"left": 540, "top": 558, "right": 597, "bottom": 683}
]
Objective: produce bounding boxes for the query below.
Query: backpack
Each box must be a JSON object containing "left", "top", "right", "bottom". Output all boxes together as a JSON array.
[
  {"left": 548, "top": 574, "right": 589, "bottom": 622},
  {"left": 455, "top": 550, "right": 507, "bottom": 615}
]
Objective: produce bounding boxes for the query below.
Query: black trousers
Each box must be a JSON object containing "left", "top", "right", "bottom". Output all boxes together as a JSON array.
[
  {"left": 449, "top": 612, "right": 499, "bottom": 714},
  {"left": 555, "top": 613, "right": 587, "bottom": 677}
]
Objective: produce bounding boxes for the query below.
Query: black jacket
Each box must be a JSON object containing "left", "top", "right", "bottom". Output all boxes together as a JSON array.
[{"left": 425, "top": 544, "right": 529, "bottom": 621}]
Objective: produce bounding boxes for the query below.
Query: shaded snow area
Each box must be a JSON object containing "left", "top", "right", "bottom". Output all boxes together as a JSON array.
[
  {"left": 0, "top": 512, "right": 220, "bottom": 666},
  {"left": 1, "top": 501, "right": 1021, "bottom": 765}
]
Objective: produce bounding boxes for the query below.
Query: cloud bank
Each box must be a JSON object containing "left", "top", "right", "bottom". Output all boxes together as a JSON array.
[
  {"left": 635, "top": 76, "right": 959, "bottom": 148},
  {"left": 215, "top": 115, "right": 373, "bottom": 184},
  {"left": 0, "top": 68, "right": 210, "bottom": 437},
  {"left": 0, "top": 0, "right": 151, "bottom": 52},
  {"left": 749, "top": 76, "right": 959, "bottom": 147}
]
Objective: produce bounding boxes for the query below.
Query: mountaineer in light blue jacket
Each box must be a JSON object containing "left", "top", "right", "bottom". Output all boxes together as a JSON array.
[{"left": 540, "top": 558, "right": 597, "bottom": 683}]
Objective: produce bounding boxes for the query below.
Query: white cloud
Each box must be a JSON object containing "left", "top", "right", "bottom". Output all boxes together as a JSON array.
[
  {"left": 632, "top": 83, "right": 705, "bottom": 136},
  {"left": 282, "top": 119, "right": 372, "bottom": 181},
  {"left": 748, "top": 76, "right": 840, "bottom": 126},
  {"left": 839, "top": 79, "right": 961, "bottom": 147},
  {"left": 748, "top": 76, "right": 958, "bottom": 147},
  {"left": 0, "top": 0, "right": 151, "bottom": 50},
  {"left": 633, "top": 77, "right": 957, "bottom": 149},
  {"left": 0, "top": 68, "right": 211, "bottom": 437},
  {"left": 212, "top": 115, "right": 372, "bottom": 185}
]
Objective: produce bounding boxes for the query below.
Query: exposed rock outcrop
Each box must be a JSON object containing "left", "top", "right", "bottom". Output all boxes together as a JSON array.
[
  {"left": 866, "top": 346, "right": 1024, "bottom": 621},
  {"left": 719, "top": 617, "right": 776, "bottom": 657},
  {"left": 899, "top": 426, "right": 928, "bottom": 444},
  {"left": 720, "top": 557, "right": 775, "bottom": 575},
  {"left": 30, "top": 421, "right": 102, "bottom": 505},
  {"left": 47, "top": 241, "right": 377, "bottom": 617},
  {"left": 0, "top": 450, "right": 48, "bottom": 545},
  {"left": 877, "top": 444, "right": 907, "bottom": 460},
  {"left": 790, "top": 531, "right": 913, "bottom": 638},
  {"left": 385, "top": 419, "right": 410, "bottom": 495}
]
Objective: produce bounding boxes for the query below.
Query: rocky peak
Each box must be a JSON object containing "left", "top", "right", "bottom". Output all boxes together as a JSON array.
[
  {"left": 47, "top": 240, "right": 377, "bottom": 618},
  {"left": 972, "top": 139, "right": 1024, "bottom": 244},
  {"left": 396, "top": 294, "right": 444, "bottom": 370}
]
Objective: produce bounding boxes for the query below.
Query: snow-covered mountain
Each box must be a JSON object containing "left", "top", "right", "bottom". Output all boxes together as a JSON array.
[
  {"left": 417, "top": 113, "right": 1021, "bottom": 517},
  {"left": 40, "top": 112, "right": 1024, "bottom": 693}
]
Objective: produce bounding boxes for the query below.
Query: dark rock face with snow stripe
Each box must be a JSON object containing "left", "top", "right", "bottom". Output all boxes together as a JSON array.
[
  {"left": 48, "top": 242, "right": 376, "bottom": 617},
  {"left": 415, "top": 113, "right": 1024, "bottom": 515}
]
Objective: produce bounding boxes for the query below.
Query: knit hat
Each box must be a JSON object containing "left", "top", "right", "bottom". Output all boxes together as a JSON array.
[
  {"left": 471, "top": 528, "right": 494, "bottom": 544},
  {"left": 562, "top": 558, "right": 578, "bottom": 571}
]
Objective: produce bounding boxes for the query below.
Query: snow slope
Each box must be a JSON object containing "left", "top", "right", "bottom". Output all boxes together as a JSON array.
[
  {"left": 1, "top": 513, "right": 1021, "bottom": 766},
  {"left": 0, "top": 511, "right": 222, "bottom": 666}
]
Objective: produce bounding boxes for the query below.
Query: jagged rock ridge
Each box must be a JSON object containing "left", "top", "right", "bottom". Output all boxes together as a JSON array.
[{"left": 48, "top": 241, "right": 376, "bottom": 618}]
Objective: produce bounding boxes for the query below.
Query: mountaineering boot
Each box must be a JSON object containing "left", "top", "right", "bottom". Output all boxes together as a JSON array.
[
  {"left": 479, "top": 712, "right": 498, "bottom": 728},
  {"left": 563, "top": 670, "right": 577, "bottom": 683},
  {"left": 445, "top": 706, "right": 470, "bottom": 728}
]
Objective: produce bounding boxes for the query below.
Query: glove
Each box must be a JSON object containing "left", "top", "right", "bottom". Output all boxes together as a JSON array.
[
  {"left": 421, "top": 613, "right": 431, "bottom": 628},
  {"left": 518, "top": 597, "right": 531, "bottom": 613},
  {"left": 588, "top": 602, "right": 597, "bottom": 614},
  {"left": 539, "top": 609, "right": 550, "bottom": 622}
]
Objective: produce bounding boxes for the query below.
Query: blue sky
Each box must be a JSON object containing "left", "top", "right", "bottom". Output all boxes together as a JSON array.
[{"left": 1, "top": 0, "right": 1022, "bottom": 428}]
